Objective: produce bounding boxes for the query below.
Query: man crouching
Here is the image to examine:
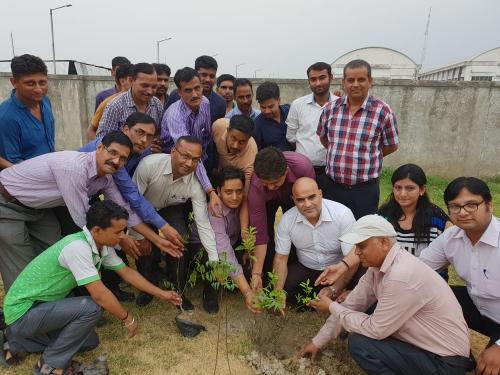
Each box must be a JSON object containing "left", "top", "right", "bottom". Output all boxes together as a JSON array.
[
  {"left": 300, "top": 215, "right": 474, "bottom": 375},
  {"left": 1, "top": 200, "right": 181, "bottom": 374}
]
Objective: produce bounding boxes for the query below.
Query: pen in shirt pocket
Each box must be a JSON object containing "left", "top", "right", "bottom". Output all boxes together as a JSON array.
[{"left": 483, "top": 269, "right": 488, "bottom": 279}]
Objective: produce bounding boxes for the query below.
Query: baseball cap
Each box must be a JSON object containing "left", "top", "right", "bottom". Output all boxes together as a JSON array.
[{"left": 340, "top": 214, "right": 397, "bottom": 245}]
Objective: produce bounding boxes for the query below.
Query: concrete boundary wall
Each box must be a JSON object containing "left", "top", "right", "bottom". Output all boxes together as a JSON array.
[{"left": 1, "top": 73, "right": 499, "bottom": 178}]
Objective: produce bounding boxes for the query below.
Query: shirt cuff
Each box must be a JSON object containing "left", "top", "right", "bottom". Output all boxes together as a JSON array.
[
  {"left": 151, "top": 214, "right": 168, "bottom": 230},
  {"left": 496, "top": 338, "right": 500, "bottom": 347},
  {"left": 329, "top": 301, "right": 344, "bottom": 317}
]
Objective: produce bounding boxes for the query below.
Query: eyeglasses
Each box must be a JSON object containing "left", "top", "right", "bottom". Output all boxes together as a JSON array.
[
  {"left": 103, "top": 145, "right": 129, "bottom": 164},
  {"left": 448, "top": 201, "right": 485, "bottom": 214},
  {"left": 173, "top": 147, "right": 201, "bottom": 164},
  {"left": 131, "top": 127, "right": 155, "bottom": 142}
]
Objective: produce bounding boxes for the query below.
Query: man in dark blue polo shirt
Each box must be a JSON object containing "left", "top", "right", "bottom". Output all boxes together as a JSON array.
[
  {"left": 253, "top": 81, "right": 293, "bottom": 151},
  {"left": 0, "top": 54, "right": 55, "bottom": 170},
  {"left": 165, "top": 55, "right": 226, "bottom": 124}
]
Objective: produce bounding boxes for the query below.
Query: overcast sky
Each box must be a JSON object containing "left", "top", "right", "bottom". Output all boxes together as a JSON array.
[{"left": 1, "top": 0, "right": 499, "bottom": 78}]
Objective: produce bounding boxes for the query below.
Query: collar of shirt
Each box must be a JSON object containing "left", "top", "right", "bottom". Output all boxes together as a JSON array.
[
  {"left": 123, "top": 89, "right": 158, "bottom": 111},
  {"left": 220, "top": 201, "right": 234, "bottom": 217},
  {"left": 179, "top": 96, "right": 210, "bottom": 118},
  {"left": 295, "top": 200, "right": 334, "bottom": 227},
  {"left": 82, "top": 225, "right": 111, "bottom": 267},
  {"left": 162, "top": 156, "right": 192, "bottom": 184},
  {"left": 10, "top": 89, "right": 48, "bottom": 110},
  {"left": 379, "top": 243, "right": 401, "bottom": 274},
  {"left": 341, "top": 94, "right": 372, "bottom": 111},
  {"left": 452, "top": 216, "right": 500, "bottom": 248},
  {"left": 232, "top": 105, "right": 259, "bottom": 118},
  {"left": 307, "top": 92, "right": 335, "bottom": 107}
]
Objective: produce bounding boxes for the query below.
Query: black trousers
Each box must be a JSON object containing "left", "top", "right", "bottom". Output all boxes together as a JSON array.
[
  {"left": 135, "top": 203, "right": 199, "bottom": 292},
  {"left": 317, "top": 174, "right": 380, "bottom": 219},
  {"left": 283, "top": 261, "right": 322, "bottom": 305},
  {"left": 348, "top": 333, "right": 470, "bottom": 375},
  {"left": 262, "top": 200, "right": 295, "bottom": 279},
  {"left": 452, "top": 285, "right": 500, "bottom": 346}
]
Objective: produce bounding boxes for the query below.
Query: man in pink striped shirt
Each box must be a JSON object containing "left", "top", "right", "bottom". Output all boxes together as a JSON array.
[{"left": 300, "top": 215, "right": 473, "bottom": 375}]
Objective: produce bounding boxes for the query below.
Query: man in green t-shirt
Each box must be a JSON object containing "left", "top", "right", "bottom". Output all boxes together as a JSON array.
[{"left": 1, "top": 200, "right": 181, "bottom": 374}]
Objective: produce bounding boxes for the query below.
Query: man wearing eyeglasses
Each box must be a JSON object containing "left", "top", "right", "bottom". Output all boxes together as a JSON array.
[
  {"left": 316, "top": 177, "right": 500, "bottom": 374},
  {"left": 131, "top": 136, "right": 219, "bottom": 310},
  {"left": 0, "top": 132, "right": 180, "bottom": 291},
  {"left": 80, "top": 112, "right": 185, "bottom": 301},
  {"left": 420, "top": 177, "right": 500, "bottom": 375}
]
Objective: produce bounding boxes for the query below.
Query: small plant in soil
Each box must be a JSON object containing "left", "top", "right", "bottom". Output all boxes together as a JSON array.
[
  {"left": 235, "top": 226, "right": 257, "bottom": 262},
  {"left": 295, "top": 279, "right": 319, "bottom": 307},
  {"left": 253, "top": 271, "right": 287, "bottom": 312},
  {"left": 194, "top": 251, "right": 236, "bottom": 291}
]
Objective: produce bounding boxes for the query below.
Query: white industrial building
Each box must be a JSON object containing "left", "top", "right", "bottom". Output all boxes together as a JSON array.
[
  {"left": 331, "top": 47, "right": 418, "bottom": 80},
  {"left": 418, "top": 47, "right": 500, "bottom": 81}
]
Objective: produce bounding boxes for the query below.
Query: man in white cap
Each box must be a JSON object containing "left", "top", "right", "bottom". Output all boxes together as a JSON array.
[{"left": 300, "top": 214, "right": 473, "bottom": 375}]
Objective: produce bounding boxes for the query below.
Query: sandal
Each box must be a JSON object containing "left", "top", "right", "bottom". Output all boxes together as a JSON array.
[
  {"left": 32, "top": 356, "right": 83, "bottom": 375},
  {"left": 0, "top": 330, "right": 24, "bottom": 366}
]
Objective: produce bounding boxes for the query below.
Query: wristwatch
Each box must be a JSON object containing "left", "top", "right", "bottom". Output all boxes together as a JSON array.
[{"left": 328, "top": 285, "right": 337, "bottom": 299}]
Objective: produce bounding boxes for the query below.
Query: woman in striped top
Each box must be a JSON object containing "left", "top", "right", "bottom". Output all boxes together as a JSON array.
[{"left": 378, "top": 164, "right": 453, "bottom": 278}]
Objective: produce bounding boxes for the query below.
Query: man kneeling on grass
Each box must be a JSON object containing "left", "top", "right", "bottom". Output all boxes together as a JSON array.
[
  {"left": 1, "top": 200, "right": 181, "bottom": 375},
  {"left": 300, "top": 215, "right": 474, "bottom": 375}
]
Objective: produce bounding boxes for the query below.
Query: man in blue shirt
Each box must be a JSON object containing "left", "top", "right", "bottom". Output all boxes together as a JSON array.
[
  {"left": 253, "top": 81, "right": 293, "bottom": 151},
  {"left": 165, "top": 55, "right": 226, "bottom": 124},
  {"left": 225, "top": 78, "right": 261, "bottom": 120},
  {"left": 94, "top": 56, "right": 131, "bottom": 110},
  {"left": 0, "top": 54, "right": 55, "bottom": 170}
]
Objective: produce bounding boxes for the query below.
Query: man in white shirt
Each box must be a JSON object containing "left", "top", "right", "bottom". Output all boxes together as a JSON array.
[
  {"left": 420, "top": 177, "right": 500, "bottom": 375},
  {"left": 131, "top": 136, "right": 219, "bottom": 310},
  {"left": 273, "top": 177, "right": 356, "bottom": 307},
  {"left": 286, "top": 62, "right": 338, "bottom": 177}
]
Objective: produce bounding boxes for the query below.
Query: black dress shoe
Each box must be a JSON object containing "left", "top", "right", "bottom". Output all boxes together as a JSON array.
[
  {"left": 179, "top": 296, "right": 194, "bottom": 311},
  {"left": 202, "top": 287, "right": 219, "bottom": 314},
  {"left": 111, "top": 289, "right": 135, "bottom": 302},
  {"left": 135, "top": 292, "right": 154, "bottom": 307}
]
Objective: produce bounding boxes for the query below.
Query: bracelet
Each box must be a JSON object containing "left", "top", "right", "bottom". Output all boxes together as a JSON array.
[
  {"left": 120, "top": 311, "right": 129, "bottom": 321},
  {"left": 123, "top": 316, "right": 135, "bottom": 327},
  {"left": 341, "top": 259, "right": 350, "bottom": 271},
  {"left": 252, "top": 272, "right": 261, "bottom": 276},
  {"left": 207, "top": 188, "right": 216, "bottom": 196}
]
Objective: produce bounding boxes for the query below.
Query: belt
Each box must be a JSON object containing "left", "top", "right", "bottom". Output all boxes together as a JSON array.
[
  {"left": 439, "top": 354, "right": 476, "bottom": 371},
  {"left": 332, "top": 178, "right": 379, "bottom": 190},
  {"left": 0, "top": 182, "right": 29, "bottom": 209}
]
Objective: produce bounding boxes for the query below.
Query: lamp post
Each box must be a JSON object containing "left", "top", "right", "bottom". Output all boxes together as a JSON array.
[
  {"left": 253, "top": 69, "right": 262, "bottom": 78},
  {"left": 235, "top": 62, "right": 245, "bottom": 78},
  {"left": 156, "top": 37, "right": 173, "bottom": 63},
  {"left": 50, "top": 4, "right": 72, "bottom": 74}
]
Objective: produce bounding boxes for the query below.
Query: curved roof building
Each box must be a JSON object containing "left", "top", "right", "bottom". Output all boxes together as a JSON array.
[
  {"left": 331, "top": 47, "right": 418, "bottom": 80},
  {"left": 419, "top": 47, "right": 500, "bottom": 81}
]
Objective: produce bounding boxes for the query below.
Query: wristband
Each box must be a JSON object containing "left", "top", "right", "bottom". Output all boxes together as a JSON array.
[
  {"left": 120, "top": 311, "right": 129, "bottom": 321},
  {"left": 341, "top": 259, "right": 350, "bottom": 270},
  {"left": 252, "top": 272, "right": 262, "bottom": 276},
  {"left": 207, "top": 188, "right": 216, "bottom": 196}
]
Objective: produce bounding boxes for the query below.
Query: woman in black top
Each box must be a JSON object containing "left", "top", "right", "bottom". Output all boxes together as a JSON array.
[{"left": 378, "top": 164, "right": 452, "bottom": 278}]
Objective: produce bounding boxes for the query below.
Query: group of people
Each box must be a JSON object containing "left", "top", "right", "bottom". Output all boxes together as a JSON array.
[{"left": 0, "top": 52, "right": 498, "bottom": 375}]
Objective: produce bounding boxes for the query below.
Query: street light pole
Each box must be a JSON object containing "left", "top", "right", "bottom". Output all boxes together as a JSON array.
[
  {"left": 235, "top": 62, "right": 245, "bottom": 78},
  {"left": 50, "top": 4, "right": 72, "bottom": 75},
  {"left": 156, "top": 37, "right": 173, "bottom": 63},
  {"left": 253, "top": 69, "right": 262, "bottom": 78}
]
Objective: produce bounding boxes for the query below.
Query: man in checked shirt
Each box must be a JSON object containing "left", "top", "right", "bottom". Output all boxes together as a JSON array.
[{"left": 317, "top": 59, "right": 399, "bottom": 220}]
